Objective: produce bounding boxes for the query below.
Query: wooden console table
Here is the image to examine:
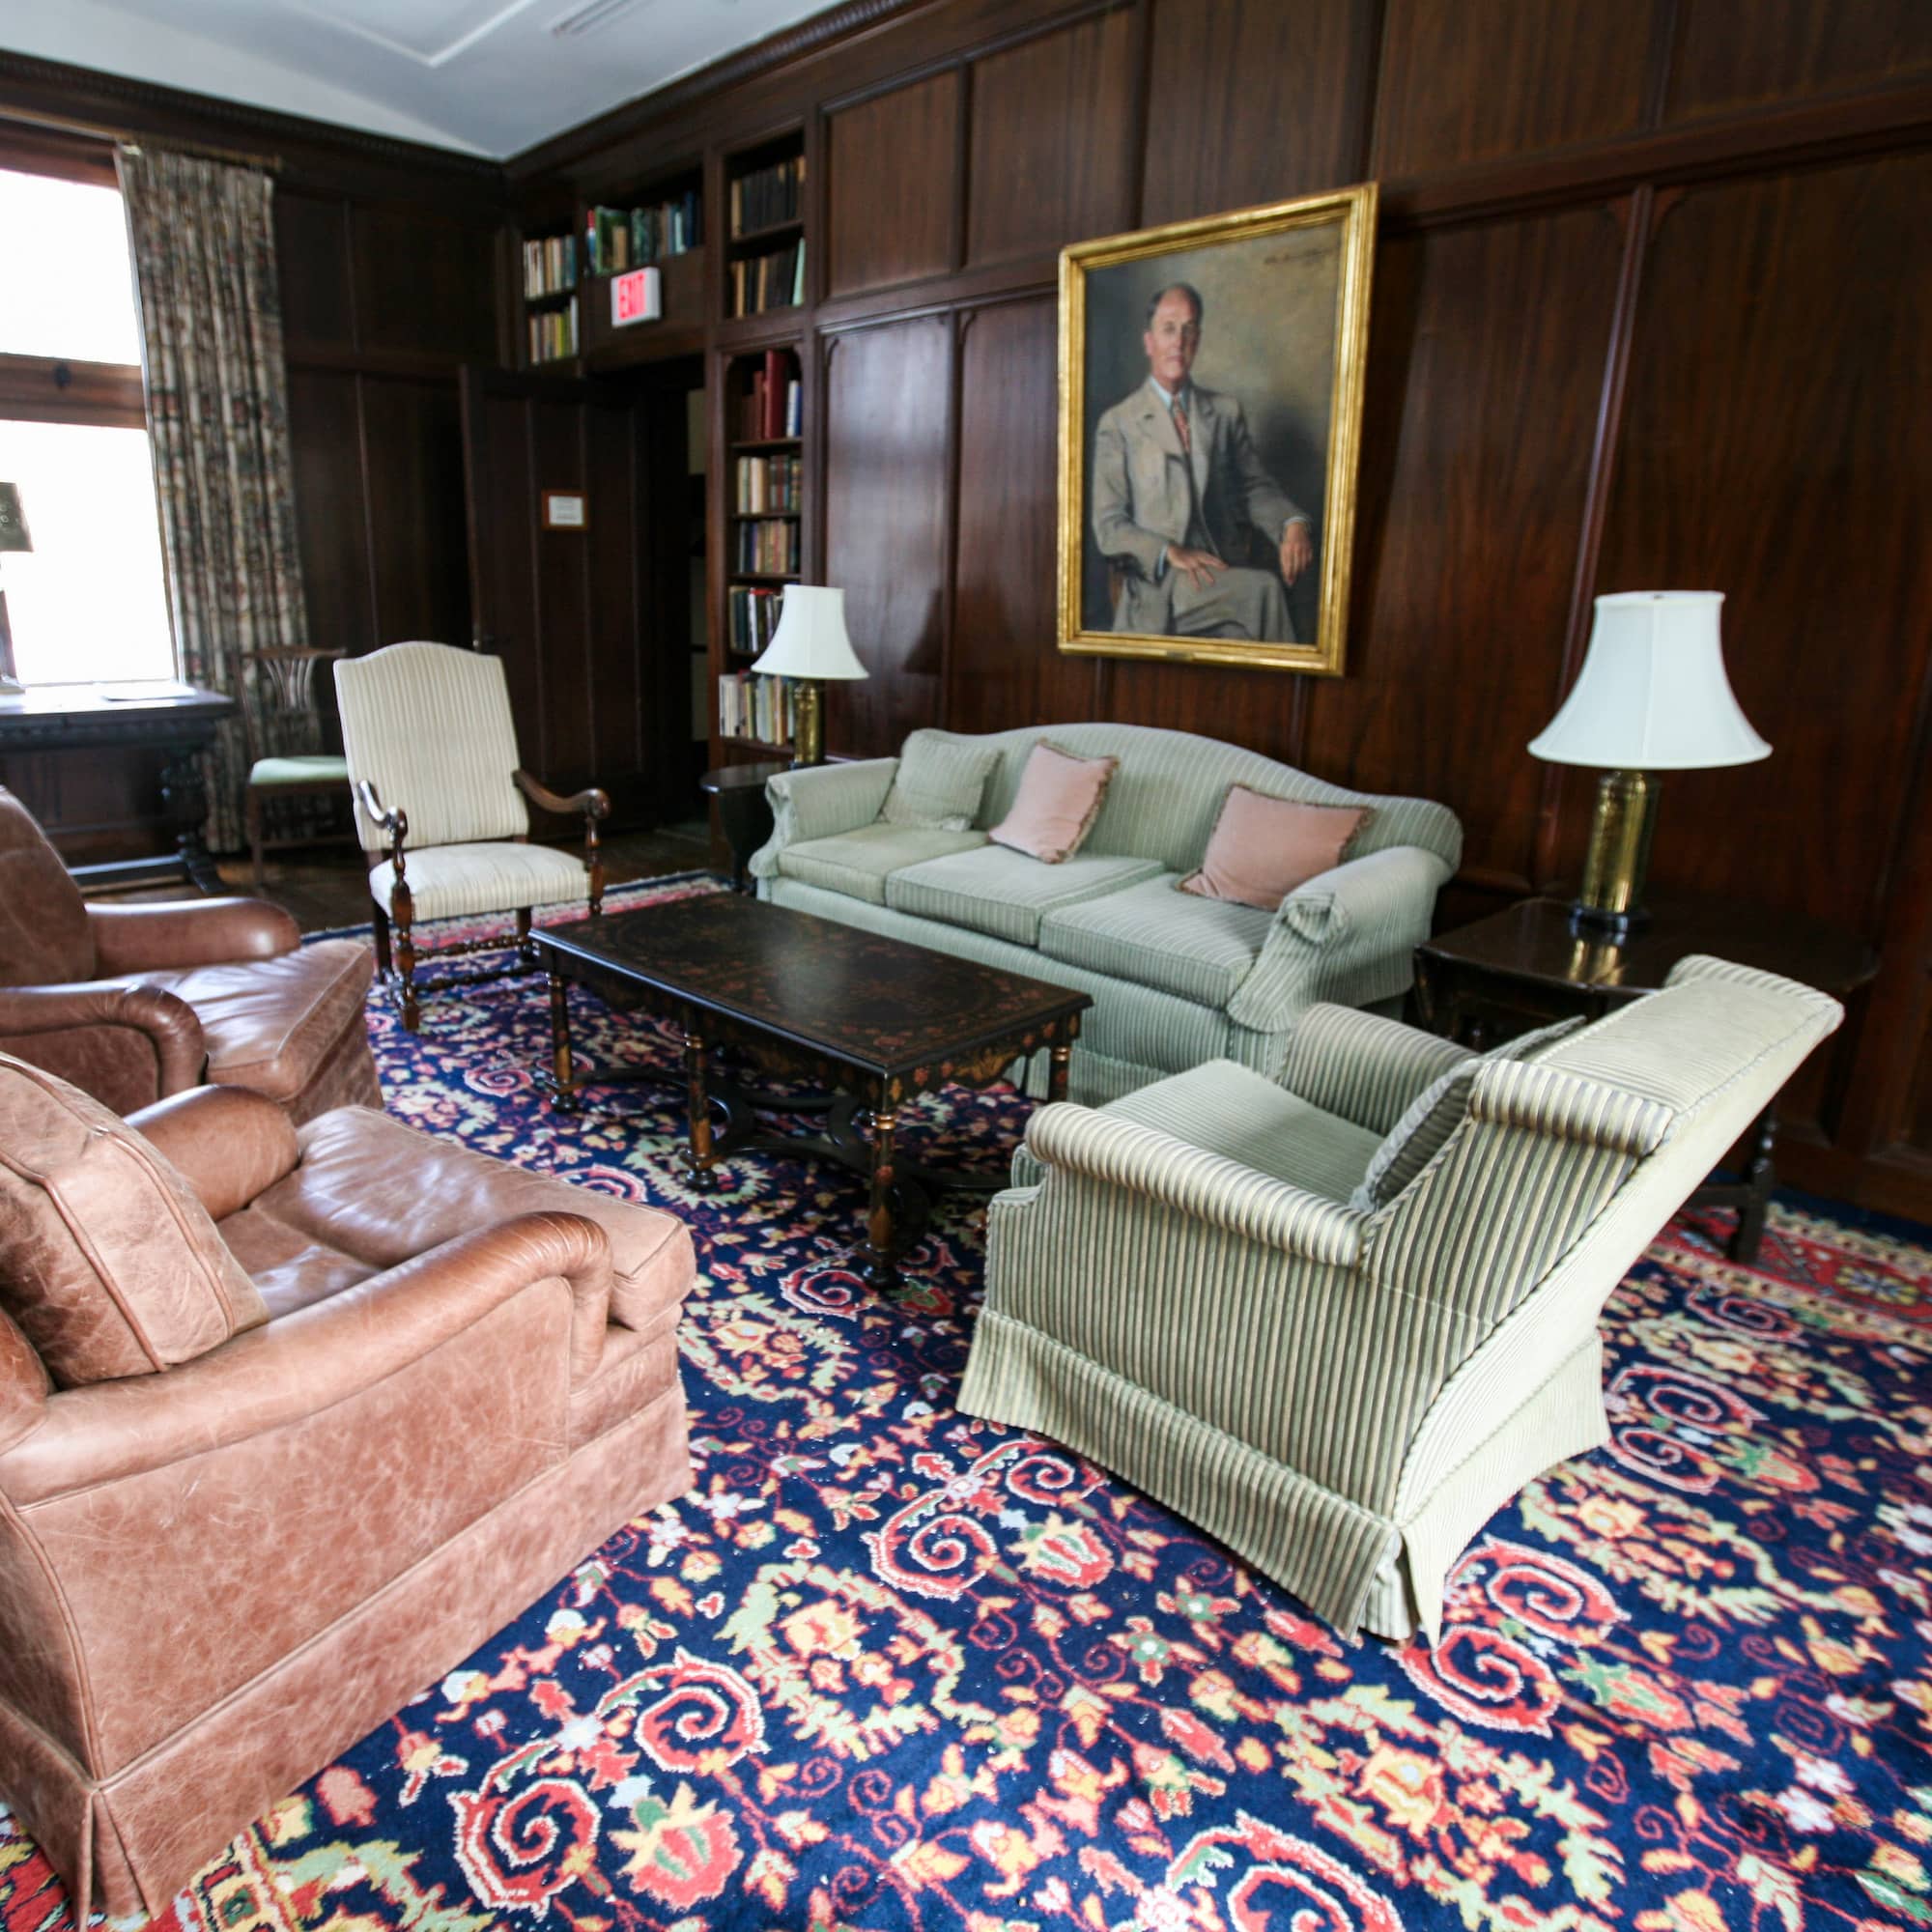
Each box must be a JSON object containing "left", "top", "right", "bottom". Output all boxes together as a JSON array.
[
  {"left": 1413, "top": 895, "right": 1878, "bottom": 1263},
  {"left": 0, "top": 682, "right": 235, "bottom": 895}
]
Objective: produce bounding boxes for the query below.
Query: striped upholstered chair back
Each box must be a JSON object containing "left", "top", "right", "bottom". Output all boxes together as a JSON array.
[{"left": 334, "top": 642, "right": 528, "bottom": 856}]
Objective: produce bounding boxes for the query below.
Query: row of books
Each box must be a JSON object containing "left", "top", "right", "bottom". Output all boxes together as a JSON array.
[
  {"left": 726, "top": 585, "right": 785, "bottom": 656},
  {"left": 527, "top": 298, "right": 579, "bottom": 364},
  {"left": 736, "top": 351, "right": 804, "bottom": 441},
  {"left": 523, "top": 235, "right": 578, "bottom": 298},
  {"left": 732, "top": 519, "right": 801, "bottom": 576},
  {"left": 718, "top": 671, "right": 794, "bottom": 747},
  {"left": 734, "top": 452, "right": 803, "bottom": 513},
  {"left": 731, "top": 242, "right": 805, "bottom": 317},
  {"left": 585, "top": 193, "right": 700, "bottom": 274},
  {"left": 730, "top": 156, "right": 805, "bottom": 237}
]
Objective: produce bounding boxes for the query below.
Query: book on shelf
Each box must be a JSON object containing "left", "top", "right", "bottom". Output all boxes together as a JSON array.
[
  {"left": 730, "top": 155, "right": 805, "bottom": 237},
  {"left": 523, "top": 234, "right": 578, "bottom": 298},
  {"left": 526, "top": 296, "right": 579, "bottom": 364},
  {"left": 585, "top": 191, "right": 701, "bottom": 274},
  {"left": 730, "top": 241, "right": 806, "bottom": 317},
  {"left": 734, "top": 452, "right": 802, "bottom": 512},
  {"left": 733, "top": 518, "right": 800, "bottom": 575},
  {"left": 736, "top": 350, "right": 803, "bottom": 441},
  {"left": 727, "top": 584, "right": 785, "bottom": 655},
  {"left": 717, "top": 669, "right": 794, "bottom": 747}
]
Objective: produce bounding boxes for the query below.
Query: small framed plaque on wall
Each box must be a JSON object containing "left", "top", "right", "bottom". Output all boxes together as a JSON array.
[{"left": 542, "top": 490, "right": 587, "bottom": 530}]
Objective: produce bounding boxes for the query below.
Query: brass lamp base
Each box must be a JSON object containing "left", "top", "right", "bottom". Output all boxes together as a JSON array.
[
  {"left": 1572, "top": 768, "right": 1660, "bottom": 938},
  {"left": 790, "top": 678, "right": 826, "bottom": 767}
]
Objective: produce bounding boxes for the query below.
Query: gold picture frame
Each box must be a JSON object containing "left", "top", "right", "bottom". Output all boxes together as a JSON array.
[{"left": 1057, "top": 184, "right": 1378, "bottom": 676}]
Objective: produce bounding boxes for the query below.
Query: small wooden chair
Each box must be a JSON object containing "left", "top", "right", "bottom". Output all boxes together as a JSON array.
[{"left": 241, "top": 647, "right": 353, "bottom": 890}]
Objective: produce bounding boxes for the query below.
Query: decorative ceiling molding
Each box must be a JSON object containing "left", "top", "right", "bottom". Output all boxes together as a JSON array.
[{"left": 508, "top": 0, "right": 926, "bottom": 174}]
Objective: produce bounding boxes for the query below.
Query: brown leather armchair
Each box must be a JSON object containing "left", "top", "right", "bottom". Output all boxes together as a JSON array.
[
  {"left": 0, "top": 1053, "right": 696, "bottom": 1922},
  {"left": 0, "top": 785, "right": 379, "bottom": 1121}
]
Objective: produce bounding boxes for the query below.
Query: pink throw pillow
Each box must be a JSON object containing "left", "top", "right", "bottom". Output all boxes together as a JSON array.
[
  {"left": 988, "top": 742, "right": 1119, "bottom": 865},
  {"left": 1178, "top": 785, "right": 1373, "bottom": 910}
]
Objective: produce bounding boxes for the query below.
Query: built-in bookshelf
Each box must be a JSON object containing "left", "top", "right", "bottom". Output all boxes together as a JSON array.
[
  {"left": 724, "top": 130, "right": 806, "bottom": 321},
  {"left": 520, "top": 219, "right": 580, "bottom": 367},
  {"left": 717, "top": 343, "right": 806, "bottom": 754}
]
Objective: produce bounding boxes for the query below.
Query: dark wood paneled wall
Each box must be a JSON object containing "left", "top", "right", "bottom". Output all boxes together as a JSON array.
[
  {"left": 511, "top": 0, "right": 1932, "bottom": 1218},
  {"left": 0, "top": 53, "right": 505, "bottom": 858}
]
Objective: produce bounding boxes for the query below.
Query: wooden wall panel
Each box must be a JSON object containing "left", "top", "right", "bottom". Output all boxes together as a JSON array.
[
  {"left": 275, "top": 191, "right": 354, "bottom": 349},
  {"left": 359, "top": 375, "right": 470, "bottom": 649},
  {"left": 822, "top": 319, "right": 952, "bottom": 755},
  {"left": 965, "top": 9, "right": 1137, "bottom": 268},
  {"left": 350, "top": 204, "right": 499, "bottom": 360},
  {"left": 1140, "top": 0, "right": 1372, "bottom": 225},
  {"left": 826, "top": 72, "right": 960, "bottom": 297},
  {"left": 950, "top": 298, "right": 1096, "bottom": 734},
  {"left": 529, "top": 403, "right": 594, "bottom": 781},
  {"left": 1591, "top": 156, "right": 1932, "bottom": 929},
  {"left": 286, "top": 367, "right": 375, "bottom": 660},
  {"left": 465, "top": 392, "right": 541, "bottom": 739},
  {"left": 1663, "top": 0, "right": 1932, "bottom": 123},
  {"left": 585, "top": 405, "right": 644, "bottom": 789},
  {"left": 1373, "top": 0, "right": 1660, "bottom": 176}
]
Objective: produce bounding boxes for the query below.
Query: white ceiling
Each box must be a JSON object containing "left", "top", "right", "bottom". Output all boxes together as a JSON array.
[{"left": 0, "top": 0, "right": 838, "bottom": 158}]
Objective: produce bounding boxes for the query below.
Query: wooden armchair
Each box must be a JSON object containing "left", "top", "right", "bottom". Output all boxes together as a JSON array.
[{"left": 333, "top": 642, "right": 608, "bottom": 1028}]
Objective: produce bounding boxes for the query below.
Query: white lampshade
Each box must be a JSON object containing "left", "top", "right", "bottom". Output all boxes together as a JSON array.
[
  {"left": 1528, "top": 590, "right": 1770, "bottom": 771},
  {"left": 751, "top": 585, "right": 867, "bottom": 681}
]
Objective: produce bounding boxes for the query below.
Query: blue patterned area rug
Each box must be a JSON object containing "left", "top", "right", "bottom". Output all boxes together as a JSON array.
[{"left": 5, "top": 874, "right": 1931, "bottom": 1932}]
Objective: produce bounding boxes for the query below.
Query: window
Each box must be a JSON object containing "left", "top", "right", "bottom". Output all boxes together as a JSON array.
[{"left": 0, "top": 161, "right": 174, "bottom": 686}]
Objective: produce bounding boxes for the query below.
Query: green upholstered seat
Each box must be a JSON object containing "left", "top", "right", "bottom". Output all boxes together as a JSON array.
[
  {"left": 247, "top": 753, "right": 349, "bottom": 787},
  {"left": 775, "top": 825, "right": 985, "bottom": 906},
  {"left": 884, "top": 844, "right": 1163, "bottom": 947}
]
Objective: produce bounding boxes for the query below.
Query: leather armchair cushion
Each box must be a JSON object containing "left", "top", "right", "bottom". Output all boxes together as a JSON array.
[
  {"left": 139, "top": 939, "right": 375, "bottom": 1108},
  {"left": 0, "top": 1055, "right": 268, "bottom": 1385},
  {"left": 219, "top": 1106, "right": 695, "bottom": 1338},
  {"left": 0, "top": 788, "right": 93, "bottom": 987}
]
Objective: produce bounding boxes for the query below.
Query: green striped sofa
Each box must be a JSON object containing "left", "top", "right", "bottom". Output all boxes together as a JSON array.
[
  {"left": 956, "top": 955, "right": 1843, "bottom": 1641},
  {"left": 750, "top": 724, "right": 1462, "bottom": 1103}
]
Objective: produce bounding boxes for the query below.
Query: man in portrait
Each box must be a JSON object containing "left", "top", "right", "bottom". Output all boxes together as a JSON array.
[{"left": 1091, "top": 282, "right": 1315, "bottom": 642}]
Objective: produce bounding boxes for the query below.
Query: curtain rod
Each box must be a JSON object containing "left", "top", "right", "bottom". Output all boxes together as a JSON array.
[{"left": 0, "top": 105, "right": 280, "bottom": 173}]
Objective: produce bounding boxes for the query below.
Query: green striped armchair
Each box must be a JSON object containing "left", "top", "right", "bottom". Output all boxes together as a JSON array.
[{"left": 957, "top": 955, "right": 1843, "bottom": 1642}]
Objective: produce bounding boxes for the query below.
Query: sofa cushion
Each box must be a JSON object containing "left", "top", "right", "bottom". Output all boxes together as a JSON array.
[
  {"left": 0, "top": 1052, "right": 269, "bottom": 1385},
  {"left": 989, "top": 742, "right": 1118, "bottom": 864},
  {"left": 143, "top": 938, "right": 376, "bottom": 1109},
  {"left": 778, "top": 825, "right": 987, "bottom": 906},
  {"left": 880, "top": 734, "right": 1001, "bottom": 831},
  {"left": 1038, "top": 873, "right": 1271, "bottom": 1009},
  {"left": 1046, "top": 1057, "right": 1383, "bottom": 1206},
  {"left": 1179, "top": 785, "right": 1374, "bottom": 910},
  {"left": 886, "top": 843, "right": 1163, "bottom": 947}
]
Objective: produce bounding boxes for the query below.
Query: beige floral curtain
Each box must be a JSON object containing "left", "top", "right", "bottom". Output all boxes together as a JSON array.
[{"left": 118, "top": 148, "right": 309, "bottom": 854}]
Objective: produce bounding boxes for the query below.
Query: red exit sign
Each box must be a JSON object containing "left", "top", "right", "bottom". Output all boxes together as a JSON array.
[{"left": 611, "top": 266, "right": 661, "bottom": 328}]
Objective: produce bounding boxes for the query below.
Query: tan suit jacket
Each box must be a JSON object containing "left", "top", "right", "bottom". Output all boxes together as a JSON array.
[{"left": 1092, "top": 381, "right": 1305, "bottom": 632}]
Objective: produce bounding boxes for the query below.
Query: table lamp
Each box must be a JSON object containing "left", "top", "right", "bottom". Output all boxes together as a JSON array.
[
  {"left": 1529, "top": 590, "right": 1769, "bottom": 936},
  {"left": 750, "top": 584, "right": 867, "bottom": 768},
  {"left": 0, "top": 482, "right": 29, "bottom": 696}
]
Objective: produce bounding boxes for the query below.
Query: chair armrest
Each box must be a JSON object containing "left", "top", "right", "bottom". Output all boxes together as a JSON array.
[
  {"left": 0, "top": 981, "right": 206, "bottom": 1099},
  {"left": 1279, "top": 1003, "right": 1474, "bottom": 1134},
  {"left": 127, "top": 1086, "right": 302, "bottom": 1221},
  {"left": 356, "top": 780, "right": 406, "bottom": 856},
  {"left": 514, "top": 769, "right": 611, "bottom": 820},
  {"left": 88, "top": 896, "right": 300, "bottom": 972},
  {"left": 0, "top": 1211, "right": 616, "bottom": 1505},
  {"left": 1024, "top": 1103, "right": 1364, "bottom": 1264},
  {"left": 749, "top": 757, "right": 898, "bottom": 880},
  {"left": 1226, "top": 844, "right": 1452, "bottom": 1033}
]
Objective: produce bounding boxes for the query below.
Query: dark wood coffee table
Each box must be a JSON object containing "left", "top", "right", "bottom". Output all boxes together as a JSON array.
[{"left": 529, "top": 894, "right": 1091, "bottom": 1289}]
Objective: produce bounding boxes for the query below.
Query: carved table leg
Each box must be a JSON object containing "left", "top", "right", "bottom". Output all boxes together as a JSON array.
[
  {"left": 1048, "top": 1040, "right": 1072, "bottom": 1102},
  {"left": 547, "top": 972, "right": 578, "bottom": 1113},
  {"left": 863, "top": 1105, "right": 900, "bottom": 1293},
  {"left": 159, "top": 748, "right": 225, "bottom": 896},
  {"left": 684, "top": 1032, "right": 715, "bottom": 1182},
  {"left": 1730, "top": 1104, "right": 1777, "bottom": 1265}
]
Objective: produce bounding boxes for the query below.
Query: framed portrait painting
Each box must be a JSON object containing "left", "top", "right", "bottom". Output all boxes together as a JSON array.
[{"left": 1058, "top": 184, "right": 1377, "bottom": 676}]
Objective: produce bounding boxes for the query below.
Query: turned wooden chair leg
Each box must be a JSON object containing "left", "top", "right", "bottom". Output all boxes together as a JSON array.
[
  {"left": 392, "top": 883, "right": 420, "bottom": 1031},
  {"left": 516, "top": 907, "right": 533, "bottom": 967},
  {"left": 371, "top": 901, "right": 393, "bottom": 976}
]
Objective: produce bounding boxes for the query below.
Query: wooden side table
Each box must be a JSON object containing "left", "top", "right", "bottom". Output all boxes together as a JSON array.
[
  {"left": 1413, "top": 895, "right": 1877, "bottom": 1264},
  {"left": 698, "top": 759, "right": 787, "bottom": 894}
]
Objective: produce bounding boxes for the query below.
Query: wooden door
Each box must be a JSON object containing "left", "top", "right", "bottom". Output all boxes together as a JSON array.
[{"left": 460, "top": 363, "right": 700, "bottom": 830}]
